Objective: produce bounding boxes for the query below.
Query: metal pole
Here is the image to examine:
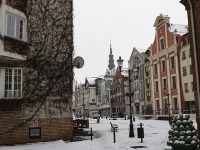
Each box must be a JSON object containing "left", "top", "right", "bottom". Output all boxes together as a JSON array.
[
  {"left": 90, "top": 127, "right": 93, "bottom": 141},
  {"left": 168, "top": 94, "right": 171, "bottom": 125},
  {"left": 129, "top": 69, "right": 134, "bottom": 137},
  {"left": 113, "top": 127, "right": 116, "bottom": 143}
]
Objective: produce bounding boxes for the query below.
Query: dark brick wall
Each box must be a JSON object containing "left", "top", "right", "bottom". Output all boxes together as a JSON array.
[{"left": 0, "top": 109, "right": 73, "bottom": 145}]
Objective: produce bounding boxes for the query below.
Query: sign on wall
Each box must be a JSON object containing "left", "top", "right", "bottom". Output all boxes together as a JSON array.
[{"left": 29, "top": 127, "right": 41, "bottom": 139}]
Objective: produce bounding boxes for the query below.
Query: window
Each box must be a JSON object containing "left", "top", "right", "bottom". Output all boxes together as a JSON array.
[
  {"left": 154, "top": 64, "right": 158, "bottom": 75},
  {"left": 162, "top": 78, "right": 166, "bottom": 91},
  {"left": 160, "top": 38, "right": 165, "bottom": 50},
  {"left": 184, "top": 83, "right": 189, "bottom": 92},
  {"left": 155, "top": 81, "right": 159, "bottom": 92},
  {"left": 156, "top": 100, "right": 160, "bottom": 110},
  {"left": 117, "top": 87, "right": 121, "bottom": 93},
  {"left": 183, "top": 66, "right": 187, "bottom": 76},
  {"left": 146, "top": 78, "right": 150, "bottom": 89},
  {"left": 146, "top": 91, "right": 151, "bottom": 101},
  {"left": 118, "top": 97, "right": 122, "bottom": 103},
  {"left": 170, "top": 56, "right": 175, "bottom": 69},
  {"left": 190, "top": 65, "right": 193, "bottom": 74},
  {"left": 172, "top": 76, "right": 176, "bottom": 89},
  {"left": 182, "top": 51, "right": 186, "bottom": 60},
  {"left": 145, "top": 66, "right": 150, "bottom": 76},
  {"left": 162, "top": 60, "right": 166, "bottom": 72},
  {"left": 7, "top": 15, "right": 24, "bottom": 39},
  {"left": 173, "top": 98, "right": 178, "bottom": 110},
  {"left": 4, "top": 69, "right": 22, "bottom": 98}
]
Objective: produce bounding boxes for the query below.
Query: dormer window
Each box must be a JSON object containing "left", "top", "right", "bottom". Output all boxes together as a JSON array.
[{"left": 7, "top": 15, "right": 24, "bottom": 40}]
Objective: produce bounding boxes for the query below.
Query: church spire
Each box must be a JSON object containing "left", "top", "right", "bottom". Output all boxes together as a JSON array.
[
  {"left": 108, "top": 41, "right": 115, "bottom": 70},
  {"left": 110, "top": 40, "right": 112, "bottom": 55}
]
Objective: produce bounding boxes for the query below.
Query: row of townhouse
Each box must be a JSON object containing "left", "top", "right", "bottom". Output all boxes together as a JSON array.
[
  {"left": 74, "top": 13, "right": 195, "bottom": 119},
  {"left": 0, "top": 0, "right": 74, "bottom": 145}
]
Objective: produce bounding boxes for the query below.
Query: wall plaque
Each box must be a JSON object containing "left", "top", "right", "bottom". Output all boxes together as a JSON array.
[{"left": 29, "top": 127, "right": 41, "bottom": 139}]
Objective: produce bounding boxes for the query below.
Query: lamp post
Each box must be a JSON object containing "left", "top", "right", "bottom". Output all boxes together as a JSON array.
[
  {"left": 117, "top": 56, "right": 134, "bottom": 137},
  {"left": 127, "top": 69, "right": 134, "bottom": 137},
  {"left": 117, "top": 57, "right": 126, "bottom": 120},
  {"left": 82, "top": 92, "right": 86, "bottom": 119},
  {"left": 164, "top": 89, "right": 172, "bottom": 125}
]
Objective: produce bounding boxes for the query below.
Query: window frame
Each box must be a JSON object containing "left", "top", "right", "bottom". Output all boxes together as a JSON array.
[
  {"left": 162, "top": 78, "right": 167, "bottom": 91},
  {"left": 184, "top": 83, "right": 189, "bottom": 92},
  {"left": 182, "top": 51, "right": 186, "bottom": 60},
  {"left": 160, "top": 37, "right": 165, "bottom": 51},
  {"left": 155, "top": 80, "right": 159, "bottom": 92},
  {"left": 6, "top": 14, "right": 24, "bottom": 40},
  {"left": 145, "top": 66, "right": 150, "bottom": 76},
  {"left": 171, "top": 75, "right": 176, "bottom": 89},
  {"left": 183, "top": 66, "right": 187, "bottom": 76},
  {"left": 170, "top": 56, "right": 175, "bottom": 69},
  {"left": 154, "top": 63, "right": 158, "bottom": 75},
  {"left": 162, "top": 60, "right": 166, "bottom": 72},
  {"left": 4, "top": 68, "right": 22, "bottom": 98},
  {"left": 146, "top": 78, "right": 150, "bottom": 89}
]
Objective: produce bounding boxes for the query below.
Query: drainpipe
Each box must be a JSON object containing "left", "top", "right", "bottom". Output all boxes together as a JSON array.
[{"left": 187, "top": 0, "right": 200, "bottom": 124}]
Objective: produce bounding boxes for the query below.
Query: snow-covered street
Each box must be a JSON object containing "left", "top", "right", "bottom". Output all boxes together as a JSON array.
[{"left": 1, "top": 117, "right": 196, "bottom": 150}]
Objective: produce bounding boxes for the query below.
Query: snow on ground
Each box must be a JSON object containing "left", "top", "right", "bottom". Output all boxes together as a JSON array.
[{"left": 1, "top": 117, "right": 197, "bottom": 150}]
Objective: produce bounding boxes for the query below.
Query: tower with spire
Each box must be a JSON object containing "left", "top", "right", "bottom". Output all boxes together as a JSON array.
[{"left": 105, "top": 42, "right": 116, "bottom": 77}]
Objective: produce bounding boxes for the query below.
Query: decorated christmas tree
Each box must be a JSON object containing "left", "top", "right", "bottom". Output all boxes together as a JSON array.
[{"left": 167, "top": 114, "right": 199, "bottom": 150}]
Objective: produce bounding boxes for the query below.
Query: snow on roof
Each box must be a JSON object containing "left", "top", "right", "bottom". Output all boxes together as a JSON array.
[
  {"left": 168, "top": 24, "right": 188, "bottom": 36},
  {"left": 121, "top": 68, "right": 128, "bottom": 77},
  {"left": 86, "top": 77, "right": 97, "bottom": 85}
]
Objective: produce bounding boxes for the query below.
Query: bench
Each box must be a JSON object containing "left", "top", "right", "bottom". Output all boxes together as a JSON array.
[{"left": 110, "top": 122, "right": 118, "bottom": 132}]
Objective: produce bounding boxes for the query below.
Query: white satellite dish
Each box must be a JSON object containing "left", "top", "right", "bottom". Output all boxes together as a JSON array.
[{"left": 73, "top": 56, "right": 84, "bottom": 69}]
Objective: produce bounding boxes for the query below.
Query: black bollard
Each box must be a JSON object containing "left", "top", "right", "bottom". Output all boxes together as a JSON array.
[
  {"left": 137, "top": 123, "right": 144, "bottom": 143},
  {"left": 97, "top": 117, "right": 100, "bottom": 123},
  {"left": 90, "top": 127, "right": 93, "bottom": 141},
  {"left": 113, "top": 127, "right": 116, "bottom": 143}
]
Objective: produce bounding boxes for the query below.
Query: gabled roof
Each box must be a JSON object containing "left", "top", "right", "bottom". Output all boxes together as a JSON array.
[
  {"left": 128, "top": 47, "right": 145, "bottom": 63},
  {"left": 85, "top": 77, "right": 104, "bottom": 87},
  {"left": 85, "top": 77, "right": 96, "bottom": 86},
  {"left": 153, "top": 13, "right": 170, "bottom": 27}
]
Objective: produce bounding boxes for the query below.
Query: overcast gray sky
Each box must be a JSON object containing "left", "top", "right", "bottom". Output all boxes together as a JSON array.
[{"left": 73, "top": 0, "right": 188, "bottom": 83}]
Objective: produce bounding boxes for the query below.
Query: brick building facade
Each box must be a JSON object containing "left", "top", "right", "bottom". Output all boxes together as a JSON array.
[{"left": 180, "top": 0, "right": 200, "bottom": 135}]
